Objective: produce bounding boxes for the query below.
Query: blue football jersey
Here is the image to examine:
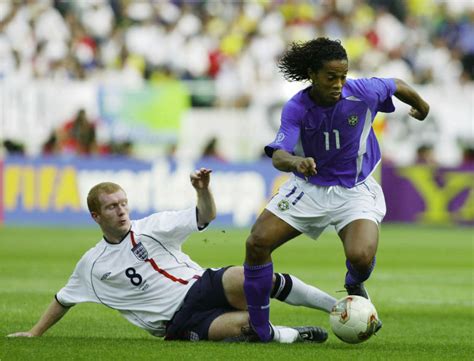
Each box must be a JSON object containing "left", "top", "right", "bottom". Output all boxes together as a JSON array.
[{"left": 265, "top": 78, "right": 397, "bottom": 188}]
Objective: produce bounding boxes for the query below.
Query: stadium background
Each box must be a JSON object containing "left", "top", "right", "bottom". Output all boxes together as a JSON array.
[
  {"left": 0, "top": 0, "right": 472, "bottom": 227},
  {"left": 0, "top": 1, "right": 472, "bottom": 360}
]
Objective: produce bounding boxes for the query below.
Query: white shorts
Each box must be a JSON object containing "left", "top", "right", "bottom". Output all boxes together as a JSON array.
[{"left": 266, "top": 175, "right": 386, "bottom": 240}]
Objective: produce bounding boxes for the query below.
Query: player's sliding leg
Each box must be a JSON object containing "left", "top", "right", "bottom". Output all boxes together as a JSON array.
[
  {"left": 214, "top": 311, "right": 328, "bottom": 343},
  {"left": 223, "top": 267, "right": 337, "bottom": 313},
  {"left": 208, "top": 311, "right": 251, "bottom": 341},
  {"left": 271, "top": 325, "right": 328, "bottom": 343},
  {"left": 272, "top": 273, "right": 337, "bottom": 312},
  {"left": 220, "top": 267, "right": 333, "bottom": 343}
]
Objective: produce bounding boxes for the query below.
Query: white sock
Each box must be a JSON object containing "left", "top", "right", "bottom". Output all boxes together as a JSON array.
[
  {"left": 272, "top": 325, "right": 300, "bottom": 343},
  {"left": 273, "top": 273, "right": 337, "bottom": 313}
]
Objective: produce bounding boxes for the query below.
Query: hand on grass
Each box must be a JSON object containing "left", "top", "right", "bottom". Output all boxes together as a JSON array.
[{"left": 7, "top": 331, "right": 35, "bottom": 337}]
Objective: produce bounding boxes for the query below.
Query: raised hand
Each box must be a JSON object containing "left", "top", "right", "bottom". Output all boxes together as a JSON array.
[{"left": 190, "top": 168, "right": 212, "bottom": 190}]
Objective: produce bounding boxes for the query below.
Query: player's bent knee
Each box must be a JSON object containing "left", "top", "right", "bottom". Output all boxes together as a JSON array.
[
  {"left": 347, "top": 249, "right": 374, "bottom": 268},
  {"left": 245, "top": 234, "right": 272, "bottom": 260},
  {"left": 222, "top": 267, "right": 245, "bottom": 294},
  {"left": 208, "top": 311, "right": 249, "bottom": 341}
]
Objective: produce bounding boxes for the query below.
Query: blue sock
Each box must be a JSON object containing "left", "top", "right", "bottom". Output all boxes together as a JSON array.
[
  {"left": 345, "top": 257, "right": 376, "bottom": 286},
  {"left": 243, "top": 262, "right": 273, "bottom": 342}
]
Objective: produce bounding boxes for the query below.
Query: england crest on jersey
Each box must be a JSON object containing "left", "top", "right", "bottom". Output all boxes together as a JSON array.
[
  {"left": 348, "top": 115, "right": 358, "bottom": 126},
  {"left": 132, "top": 242, "right": 148, "bottom": 261}
]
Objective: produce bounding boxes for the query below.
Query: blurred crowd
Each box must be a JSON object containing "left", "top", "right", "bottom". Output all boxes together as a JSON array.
[
  {"left": 0, "top": 0, "right": 472, "bottom": 108},
  {"left": 40, "top": 108, "right": 131, "bottom": 157},
  {"left": 2, "top": 108, "right": 133, "bottom": 157},
  {"left": 0, "top": 0, "right": 472, "bottom": 164}
]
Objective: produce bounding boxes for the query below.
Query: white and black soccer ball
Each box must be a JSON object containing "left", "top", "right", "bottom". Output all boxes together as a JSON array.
[{"left": 329, "top": 295, "right": 379, "bottom": 344}]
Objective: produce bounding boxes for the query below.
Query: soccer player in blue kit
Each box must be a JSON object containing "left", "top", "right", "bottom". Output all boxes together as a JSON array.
[{"left": 243, "top": 38, "right": 430, "bottom": 342}]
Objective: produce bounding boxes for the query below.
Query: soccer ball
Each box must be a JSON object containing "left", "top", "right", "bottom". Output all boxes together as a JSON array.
[{"left": 329, "top": 295, "right": 379, "bottom": 344}]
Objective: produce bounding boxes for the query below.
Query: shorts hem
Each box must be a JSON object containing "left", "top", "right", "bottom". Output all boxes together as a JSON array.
[
  {"left": 265, "top": 207, "right": 319, "bottom": 240},
  {"left": 164, "top": 268, "right": 232, "bottom": 341},
  {"left": 335, "top": 216, "right": 381, "bottom": 234}
]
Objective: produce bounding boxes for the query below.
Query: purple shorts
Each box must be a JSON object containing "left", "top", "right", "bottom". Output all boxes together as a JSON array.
[{"left": 165, "top": 267, "right": 236, "bottom": 341}]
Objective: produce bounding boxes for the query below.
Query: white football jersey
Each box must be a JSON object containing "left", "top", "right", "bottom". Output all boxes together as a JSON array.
[{"left": 56, "top": 207, "right": 205, "bottom": 337}]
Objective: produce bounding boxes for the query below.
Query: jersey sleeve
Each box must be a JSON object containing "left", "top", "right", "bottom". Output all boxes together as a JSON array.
[
  {"left": 132, "top": 207, "right": 198, "bottom": 248},
  {"left": 56, "top": 253, "right": 97, "bottom": 307},
  {"left": 351, "top": 77, "right": 397, "bottom": 113},
  {"left": 264, "top": 100, "right": 302, "bottom": 157}
]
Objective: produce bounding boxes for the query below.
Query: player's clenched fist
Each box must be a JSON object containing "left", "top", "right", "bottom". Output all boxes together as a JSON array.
[
  {"left": 294, "top": 157, "right": 317, "bottom": 177},
  {"left": 409, "top": 104, "right": 429, "bottom": 121}
]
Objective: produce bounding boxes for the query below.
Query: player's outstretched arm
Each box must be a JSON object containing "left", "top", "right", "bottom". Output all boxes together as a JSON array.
[
  {"left": 393, "top": 78, "right": 430, "bottom": 121},
  {"left": 272, "top": 149, "right": 317, "bottom": 177},
  {"left": 7, "top": 298, "right": 70, "bottom": 337},
  {"left": 190, "top": 168, "right": 216, "bottom": 227}
]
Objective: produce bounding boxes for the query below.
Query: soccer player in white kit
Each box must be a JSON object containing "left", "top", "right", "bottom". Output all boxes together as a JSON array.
[{"left": 8, "top": 168, "right": 337, "bottom": 343}]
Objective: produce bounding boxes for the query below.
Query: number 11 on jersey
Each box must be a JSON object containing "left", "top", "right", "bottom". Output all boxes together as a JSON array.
[{"left": 323, "top": 129, "right": 340, "bottom": 151}]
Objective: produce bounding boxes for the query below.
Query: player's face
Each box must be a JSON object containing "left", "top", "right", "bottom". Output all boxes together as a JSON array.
[
  {"left": 309, "top": 59, "right": 348, "bottom": 106},
  {"left": 95, "top": 190, "right": 131, "bottom": 241}
]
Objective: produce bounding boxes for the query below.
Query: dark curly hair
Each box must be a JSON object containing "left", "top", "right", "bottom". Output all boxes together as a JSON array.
[{"left": 278, "top": 38, "right": 348, "bottom": 82}]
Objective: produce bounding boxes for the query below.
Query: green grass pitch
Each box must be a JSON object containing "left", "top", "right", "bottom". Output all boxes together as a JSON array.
[{"left": 0, "top": 224, "right": 472, "bottom": 360}]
